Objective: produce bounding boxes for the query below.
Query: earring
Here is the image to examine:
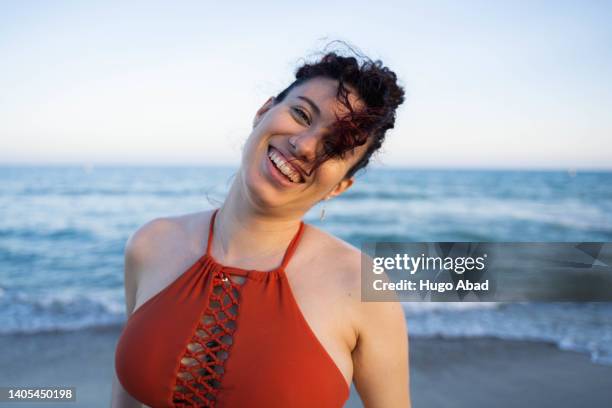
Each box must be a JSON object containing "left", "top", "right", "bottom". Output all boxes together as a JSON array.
[{"left": 319, "top": 197, "right": 329, "bottom": 221}]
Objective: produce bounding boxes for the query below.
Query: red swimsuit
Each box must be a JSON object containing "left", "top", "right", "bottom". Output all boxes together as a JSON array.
[{"left": 115, "top": 209, "right": 350, "bottom": 407}]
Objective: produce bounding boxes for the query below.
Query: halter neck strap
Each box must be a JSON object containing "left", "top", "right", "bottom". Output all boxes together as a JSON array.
[{"left": 206, "top": 208, "right": 305, "bottom": 271}]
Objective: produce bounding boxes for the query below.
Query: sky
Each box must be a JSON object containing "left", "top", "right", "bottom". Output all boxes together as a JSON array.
[{"left": 1, "top": 0, "right": 611, "bottom": 169}]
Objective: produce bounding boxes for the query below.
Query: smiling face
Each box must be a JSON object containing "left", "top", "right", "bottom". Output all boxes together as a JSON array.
[{"left": 238, "top": 77, "right": 370, "bottom": 213}]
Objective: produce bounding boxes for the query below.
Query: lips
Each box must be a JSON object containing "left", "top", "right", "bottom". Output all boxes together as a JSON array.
[{"left": 267, "top": 146, "right": 305, "bottom": 184}]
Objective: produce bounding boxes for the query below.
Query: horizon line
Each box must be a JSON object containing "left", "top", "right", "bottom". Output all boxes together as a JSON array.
[{"left": 1, "top": 162, "right": 611, "bottom": 173}]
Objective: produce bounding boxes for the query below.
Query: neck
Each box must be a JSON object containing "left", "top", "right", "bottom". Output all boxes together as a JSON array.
[{"left": 212, "top": 174, "right": 304, "bottom": 268}]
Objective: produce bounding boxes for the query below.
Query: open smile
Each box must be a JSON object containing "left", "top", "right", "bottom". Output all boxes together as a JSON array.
[{"left": 265, "top": 146, "right": 305, "bottom": 186}]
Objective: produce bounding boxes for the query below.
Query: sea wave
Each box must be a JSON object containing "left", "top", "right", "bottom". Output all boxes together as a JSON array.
[
  {"left": 1, "top": 167, "right": 611, "bottom": 368},
  {"left": 1, "top": 287, "right": 610, "bottom": 367},
  {"left": 403, "top": 302, "right": 612, "bottom": 366},
  {"left": 0, "top": 289, "right": 124, "bottom": 335}
]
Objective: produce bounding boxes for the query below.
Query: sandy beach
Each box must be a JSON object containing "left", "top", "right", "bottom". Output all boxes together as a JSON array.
[{"left": 0, "top": 326, "right": 610, "bottom": 408}]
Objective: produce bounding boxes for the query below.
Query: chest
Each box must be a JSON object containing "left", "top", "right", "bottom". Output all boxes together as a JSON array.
[
  {"left": 133, "top": 254, "right": 356, "bottom": 389},
  {"left": 119, "top": 257, "right": 352, "bottom": 407}
]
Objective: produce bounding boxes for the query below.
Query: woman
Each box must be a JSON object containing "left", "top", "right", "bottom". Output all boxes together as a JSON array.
[{"left": 111, "top": 50, "right": 410, "bottom": 408}]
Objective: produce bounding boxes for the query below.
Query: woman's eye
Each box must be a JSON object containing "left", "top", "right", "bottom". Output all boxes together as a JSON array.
[{"left": 291, "top": 107, "right": 311, "bottom": 125}]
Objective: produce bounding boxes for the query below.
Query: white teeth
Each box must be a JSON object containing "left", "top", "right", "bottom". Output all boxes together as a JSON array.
[{"left": 268, "top": 149, "right": 301, "bottom": 183}]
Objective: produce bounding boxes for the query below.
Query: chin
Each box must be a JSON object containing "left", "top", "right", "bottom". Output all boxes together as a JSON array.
[{"left": 241, "top": 162, "right": 286, "bottom": 210}]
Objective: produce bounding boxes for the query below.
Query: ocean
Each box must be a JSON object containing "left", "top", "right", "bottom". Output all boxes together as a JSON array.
[{"left": 1, "top": 165, "right": 611, "bottom": 365}]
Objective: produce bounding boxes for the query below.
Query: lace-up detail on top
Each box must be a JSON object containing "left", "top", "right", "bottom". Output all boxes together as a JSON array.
[{"left": 173, "top": 266, "right": 245, "bottom": 406}]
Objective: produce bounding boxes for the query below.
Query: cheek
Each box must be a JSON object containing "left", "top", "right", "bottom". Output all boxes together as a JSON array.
[
  {"left": 314, "top": 161, "right": 349, "bottom": 189},
  {"left": 241, "top": 118, "right": 286, "bottom": 162},
  {"left": 243, "top": 128, "right": 260, "bottom": 153},
  {"left": 241, "top": 129, "right": 266, "bottom": 168}
]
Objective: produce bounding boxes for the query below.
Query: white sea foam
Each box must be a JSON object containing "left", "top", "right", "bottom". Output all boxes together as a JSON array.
[{"left": 402, "top": 302, "right": 612, "bottom": 366}]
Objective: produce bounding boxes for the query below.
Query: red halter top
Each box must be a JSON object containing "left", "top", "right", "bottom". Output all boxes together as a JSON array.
[{"left": 115, "top": 209, "right": 350, "bottom": 407}]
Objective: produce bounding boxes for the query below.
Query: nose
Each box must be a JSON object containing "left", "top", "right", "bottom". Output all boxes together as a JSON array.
[{"left": 289, "top": 129, "right": 326, "bottom": 164}]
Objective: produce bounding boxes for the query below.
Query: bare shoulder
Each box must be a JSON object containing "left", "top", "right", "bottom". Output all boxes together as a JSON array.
[
  {"left": 301, "top": 223, "right": 363, "bottom": 286},
  {"left": 124, "top": 209, "right": 214, "bottom": 281},
  {"left": 302, "top": 224, "right": 406, "bottom": 334},
  {"left": 298, "top": 224, "right": 369, "bottom": 325}
]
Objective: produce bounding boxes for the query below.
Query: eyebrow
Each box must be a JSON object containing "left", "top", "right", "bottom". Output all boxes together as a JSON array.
[{"left": 297, "top": 96, "right": 321, "bottom": 117}]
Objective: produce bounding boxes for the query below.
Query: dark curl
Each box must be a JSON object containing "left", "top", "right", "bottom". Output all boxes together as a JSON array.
[{"left": 274, "top": 47, "right": 405, "bottom": 179}]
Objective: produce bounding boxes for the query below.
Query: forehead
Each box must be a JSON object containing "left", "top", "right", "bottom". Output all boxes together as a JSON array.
[{"left": 285, "top": 77, "right": 363, "bottom": 118}]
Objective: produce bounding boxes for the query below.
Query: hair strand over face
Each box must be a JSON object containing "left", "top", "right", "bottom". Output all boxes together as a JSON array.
[{"left": 273, "top": 46, "right": 405, "bottom": 179}]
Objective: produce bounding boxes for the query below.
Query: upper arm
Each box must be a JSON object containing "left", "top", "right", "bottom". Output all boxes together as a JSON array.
[
  {"left": 122, "top": 217, "right": 180, "bottom": 317},
  {"left": 123, "top": 235, "right": 140, "bottom": 318},
  {"left": 111, "top": 218, "right": 175, "bottom": 408},
  {"left": 123, "top": 219, "right": 159, "bottom": 317},
  {"left": 351, "top": 260, "right": 411, "bottom": 408}
]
